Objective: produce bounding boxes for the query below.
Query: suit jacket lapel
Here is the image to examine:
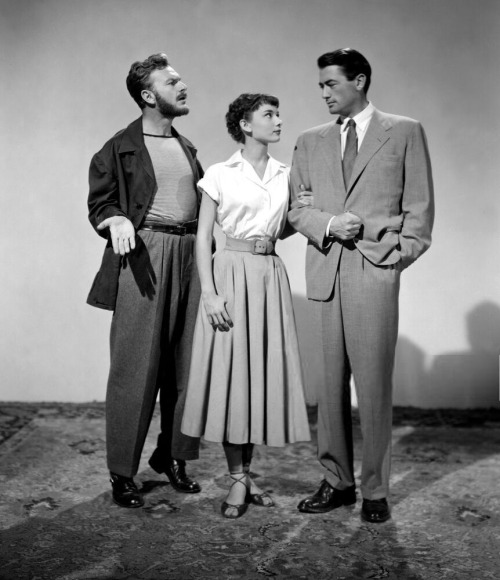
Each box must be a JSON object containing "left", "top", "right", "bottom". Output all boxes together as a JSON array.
[
  {"left": 347, "top": 110, "right": 392, "bottom": 196},
  {"left": 318, "top": 122, "right": 345, "bottom": 193}
]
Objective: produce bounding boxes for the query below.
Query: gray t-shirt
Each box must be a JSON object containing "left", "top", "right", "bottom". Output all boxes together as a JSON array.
[{"left": 143, "top": 135, "right": 198, "bottom": 225}]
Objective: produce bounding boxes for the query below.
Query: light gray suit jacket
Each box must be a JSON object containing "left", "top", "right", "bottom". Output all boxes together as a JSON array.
[{"left": 288, "top": 108, "right": 434, "bottom": 301}]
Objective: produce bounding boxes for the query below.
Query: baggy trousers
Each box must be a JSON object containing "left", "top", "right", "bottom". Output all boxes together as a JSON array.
[
  {"left": 310, "top": 243, "right": 400, "bottom": 500},
  {"left": 106, "top": 229, "right": 201, "bottom": 477}
]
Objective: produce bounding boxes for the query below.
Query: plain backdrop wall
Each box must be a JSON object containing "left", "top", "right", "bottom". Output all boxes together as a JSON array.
[{"left": 1, "top": 0, "right": 499, "bottom": 407}]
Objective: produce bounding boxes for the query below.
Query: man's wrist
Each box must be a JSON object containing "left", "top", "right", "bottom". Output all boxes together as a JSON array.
[
  {"left": 326, "top": 215, "right": 336, "bottom": 238},
  {"left": 322, "top": 215, "right": 337, "bottom": 250},
  {"left": 99, "top": 207, "right": 127, "bottom": 224}
]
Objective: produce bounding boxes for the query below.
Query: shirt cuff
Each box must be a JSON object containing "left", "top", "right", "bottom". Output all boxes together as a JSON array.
[{"left": 323, "top": 215, "right": 336, "bottom": 249}]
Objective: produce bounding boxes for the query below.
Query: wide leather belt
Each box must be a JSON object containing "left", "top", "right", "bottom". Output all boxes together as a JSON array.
[
  {"left": 141, "top": 220, "right": 197, "bottom": 235},
  {"left": 225, "top": 236, "right": 276, "bottom": 255}
]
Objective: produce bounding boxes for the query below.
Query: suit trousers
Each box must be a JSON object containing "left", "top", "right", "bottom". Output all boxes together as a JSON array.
[
  {"left": 311, "top": 243, "right": 400, "bottom": 500},
  {"left": 106, "top": 229, "right": 201, "bottom": 477}
]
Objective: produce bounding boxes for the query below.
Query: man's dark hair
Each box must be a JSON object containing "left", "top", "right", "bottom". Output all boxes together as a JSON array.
[
  {"left": 317, "top": 48, "right": 372, "bottom": 94},
  {"left": 226, "top": 93, "right": 279, "bottom": 143},
  {"left": 126, "top": 53, "right": 170, "bottom": 109}
]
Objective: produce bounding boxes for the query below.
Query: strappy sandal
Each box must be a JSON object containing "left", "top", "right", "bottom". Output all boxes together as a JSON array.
[
  {"left": 243, "top": 464, "right": 275, "bottom": 508},
  {"left": 221, "top": 472, "right": 249, "bottom": 519}
]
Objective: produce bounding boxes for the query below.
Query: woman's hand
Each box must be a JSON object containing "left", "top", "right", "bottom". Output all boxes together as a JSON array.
[
  {"left": 296, "top": 184, "right": 314, "bottom": 207},
  {"left": 202, "top": 292, "right": 233, "bottom": 331}
]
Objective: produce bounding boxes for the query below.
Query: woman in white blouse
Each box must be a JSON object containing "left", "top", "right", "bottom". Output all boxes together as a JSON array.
[{"left": 181, "top": 94, "right": 311, "bottom": 519}]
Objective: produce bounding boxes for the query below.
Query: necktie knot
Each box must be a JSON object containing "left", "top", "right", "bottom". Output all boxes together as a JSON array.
[{"left": 337, "top": 117, "right": 356, "bottom": 130}]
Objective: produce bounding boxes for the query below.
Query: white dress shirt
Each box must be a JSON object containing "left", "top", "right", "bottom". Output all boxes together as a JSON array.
[
  {"left": 197, "top": 150, "right": 290, "bottom": 241},
  {"left": 326, "top": 102, "right": 375, "bottom": 237},
  {"left": 339, "top": 101, "right": 375, "bottom": 157}
]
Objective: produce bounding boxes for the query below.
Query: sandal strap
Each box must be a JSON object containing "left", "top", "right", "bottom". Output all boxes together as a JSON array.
[{"left": 229, "top": 472, "right": 248, "bottom": 489}]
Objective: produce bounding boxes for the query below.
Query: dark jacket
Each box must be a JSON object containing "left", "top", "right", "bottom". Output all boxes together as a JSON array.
[{"left": 87, "top": 117, "right": 203, "bottom": 310}]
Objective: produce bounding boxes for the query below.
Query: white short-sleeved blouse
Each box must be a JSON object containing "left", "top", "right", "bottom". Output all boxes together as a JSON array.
[{"left": 197, "top": 150, "right": 290, "bottom": 241}]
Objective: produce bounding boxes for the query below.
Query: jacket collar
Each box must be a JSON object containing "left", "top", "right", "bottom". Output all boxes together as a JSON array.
[
  {"left": 315, "top": 107, "right": 394, "bottom": 195},
  {"left": 118, "top": 117, "right": 198, "bottom": 155},
  {"left": 316, "top": 105, "right": 392, "bottom": 138},
  {"left": 118, "top": 117, "right": 145, "bottom": 153},
  {"left": 117, "top": 116, "right": 202, "bottom": 189}
]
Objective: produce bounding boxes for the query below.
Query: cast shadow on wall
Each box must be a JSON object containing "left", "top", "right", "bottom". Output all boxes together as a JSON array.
[
  {"left": 293, "top": 296, "right": 500, "bottom": 409},
  {"left": 425, "top": 301, "right": 500, "bottom": 408}
]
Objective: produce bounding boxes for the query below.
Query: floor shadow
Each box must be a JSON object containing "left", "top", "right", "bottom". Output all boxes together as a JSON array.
[
  {"left": 389, "top": 423, "right": 500, "bottom": 503},
  {"left": 0, "top": 481, "right": 171, "bottom": 580},
  {"left": 338, "top": 521, "right": 425, "bottom": 580},
  {"left": 1, "top": 407, "right": 500, "bottom": 579}
]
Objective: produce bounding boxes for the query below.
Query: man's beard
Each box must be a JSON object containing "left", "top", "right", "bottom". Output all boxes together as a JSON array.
[{"left": 154, "top": 91, "right": 189, "bottom": 118}]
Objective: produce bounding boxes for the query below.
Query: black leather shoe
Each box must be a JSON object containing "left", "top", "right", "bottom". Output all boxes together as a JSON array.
[
  {"left": 149, "top": 458, "right": 201, "bottom": 493},
  {"left": 298, "top": 480, "right": 356, "bottom": 513},
  {"left": 361, "top": 498, "right": 391, "bottom": 523},
  {"left": 110, "top": 472, "right": 144, "bottom": 508}
]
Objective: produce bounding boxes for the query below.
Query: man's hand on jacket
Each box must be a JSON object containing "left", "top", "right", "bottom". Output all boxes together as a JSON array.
[
  {"left": 97, "top": 216, "right": 136, "bottom": 255},
  {"left": 329, "top": 212, "right": 363, "bottom": 241}
]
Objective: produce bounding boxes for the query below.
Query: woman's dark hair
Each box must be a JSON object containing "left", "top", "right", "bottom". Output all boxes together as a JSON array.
[
  {"left": 226, "top": 93, "right": 279, "bottom": 143},
  {"left": 126, "top": 53, "right": 170, "bottom": 109},
  {"left": 317, "top": 48, "right": 372, "bottom": 94}
]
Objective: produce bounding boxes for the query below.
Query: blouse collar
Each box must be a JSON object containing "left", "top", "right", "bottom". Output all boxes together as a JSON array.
[{"left": 224, "top": 150, "right": 288, "bottom": 185}]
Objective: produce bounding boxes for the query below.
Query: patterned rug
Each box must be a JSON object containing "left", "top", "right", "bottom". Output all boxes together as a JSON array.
[{"left": 0, "top": 404, "right": 499, "bottom": 580}]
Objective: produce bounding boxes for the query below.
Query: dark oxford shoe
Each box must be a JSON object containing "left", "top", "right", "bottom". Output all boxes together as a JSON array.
[
  {"left": 110, "top": 472, "right": 144, "bottom": 508},
  {"left": 361, "top": 498, "right": 391, "bottom": 523},
  {"left": 298, "top": 480, "right": 356, "bottom": 513},
  {"left": 149, "top": 458, "right": 201, "bottom": 494}
]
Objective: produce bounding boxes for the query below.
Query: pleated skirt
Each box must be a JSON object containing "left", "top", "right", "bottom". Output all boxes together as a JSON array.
[{"left": 181, "top": 248, "right": 311, "bottom": 446}]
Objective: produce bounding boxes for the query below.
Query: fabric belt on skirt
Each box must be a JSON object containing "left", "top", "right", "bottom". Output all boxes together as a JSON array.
[
  {"left": 225, "top": 236, "right": 276, "bottom": 255},
  {"left": 140, "top": 220, "right": 197, "bottom": 235}
]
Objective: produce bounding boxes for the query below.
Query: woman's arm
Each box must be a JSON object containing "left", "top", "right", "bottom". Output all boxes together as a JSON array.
[
  {"left": 280, "top": 186, "right": 314, "bottom": 240},
  {"left": 196, "top": 191, "right": 233, "bottom": 331}
]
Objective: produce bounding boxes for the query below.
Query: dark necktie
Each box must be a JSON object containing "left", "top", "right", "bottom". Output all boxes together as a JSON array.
[{"left": 342, "top": 118, "right": 357, "bottom": 188}]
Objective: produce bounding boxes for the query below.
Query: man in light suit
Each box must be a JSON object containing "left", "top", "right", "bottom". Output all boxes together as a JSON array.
[{"left": 288, "top": 48, "right": 434, "bottom": 523}]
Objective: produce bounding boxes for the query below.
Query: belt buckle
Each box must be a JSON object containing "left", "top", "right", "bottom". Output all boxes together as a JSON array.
[
  {"left": 173, "top": 225, "right": 186, "bottom": 235},
  {"left": 253, "top": 240, "right": 265, "bottom": 254},
  {"left": 252, "top": 238, "right": 272, "bottom": 255}
]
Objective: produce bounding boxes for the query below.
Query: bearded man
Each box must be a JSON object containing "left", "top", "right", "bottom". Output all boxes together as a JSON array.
[{"left": 87, "top": 53, "right": 203, "bottom": 508}]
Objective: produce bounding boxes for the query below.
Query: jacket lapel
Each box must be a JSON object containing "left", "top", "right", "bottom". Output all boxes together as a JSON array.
[
  {"left": 175, "top": 130, "right": 202, "bottom": 202},
  {"left": 119, "top": 117, "right": 156, "bottom": 185},
  {"left": 173, "top": 130, "right": 200, "bottom": 180},
  {"left": 346, "top": 109, "right": 392, "bottom": 195}
]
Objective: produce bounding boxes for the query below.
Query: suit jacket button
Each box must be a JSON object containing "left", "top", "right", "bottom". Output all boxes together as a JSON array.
[{"left": 136, "top": 203, "right": 143, "bottom": 209}]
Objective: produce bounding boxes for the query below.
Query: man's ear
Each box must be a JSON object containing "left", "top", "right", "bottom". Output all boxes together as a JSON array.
[
  {"left": 141, "top": 89, "right": 155, "bottom": 106},
  {"left": 355, "top": 74, "right": 366, "bottom": 92}
]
